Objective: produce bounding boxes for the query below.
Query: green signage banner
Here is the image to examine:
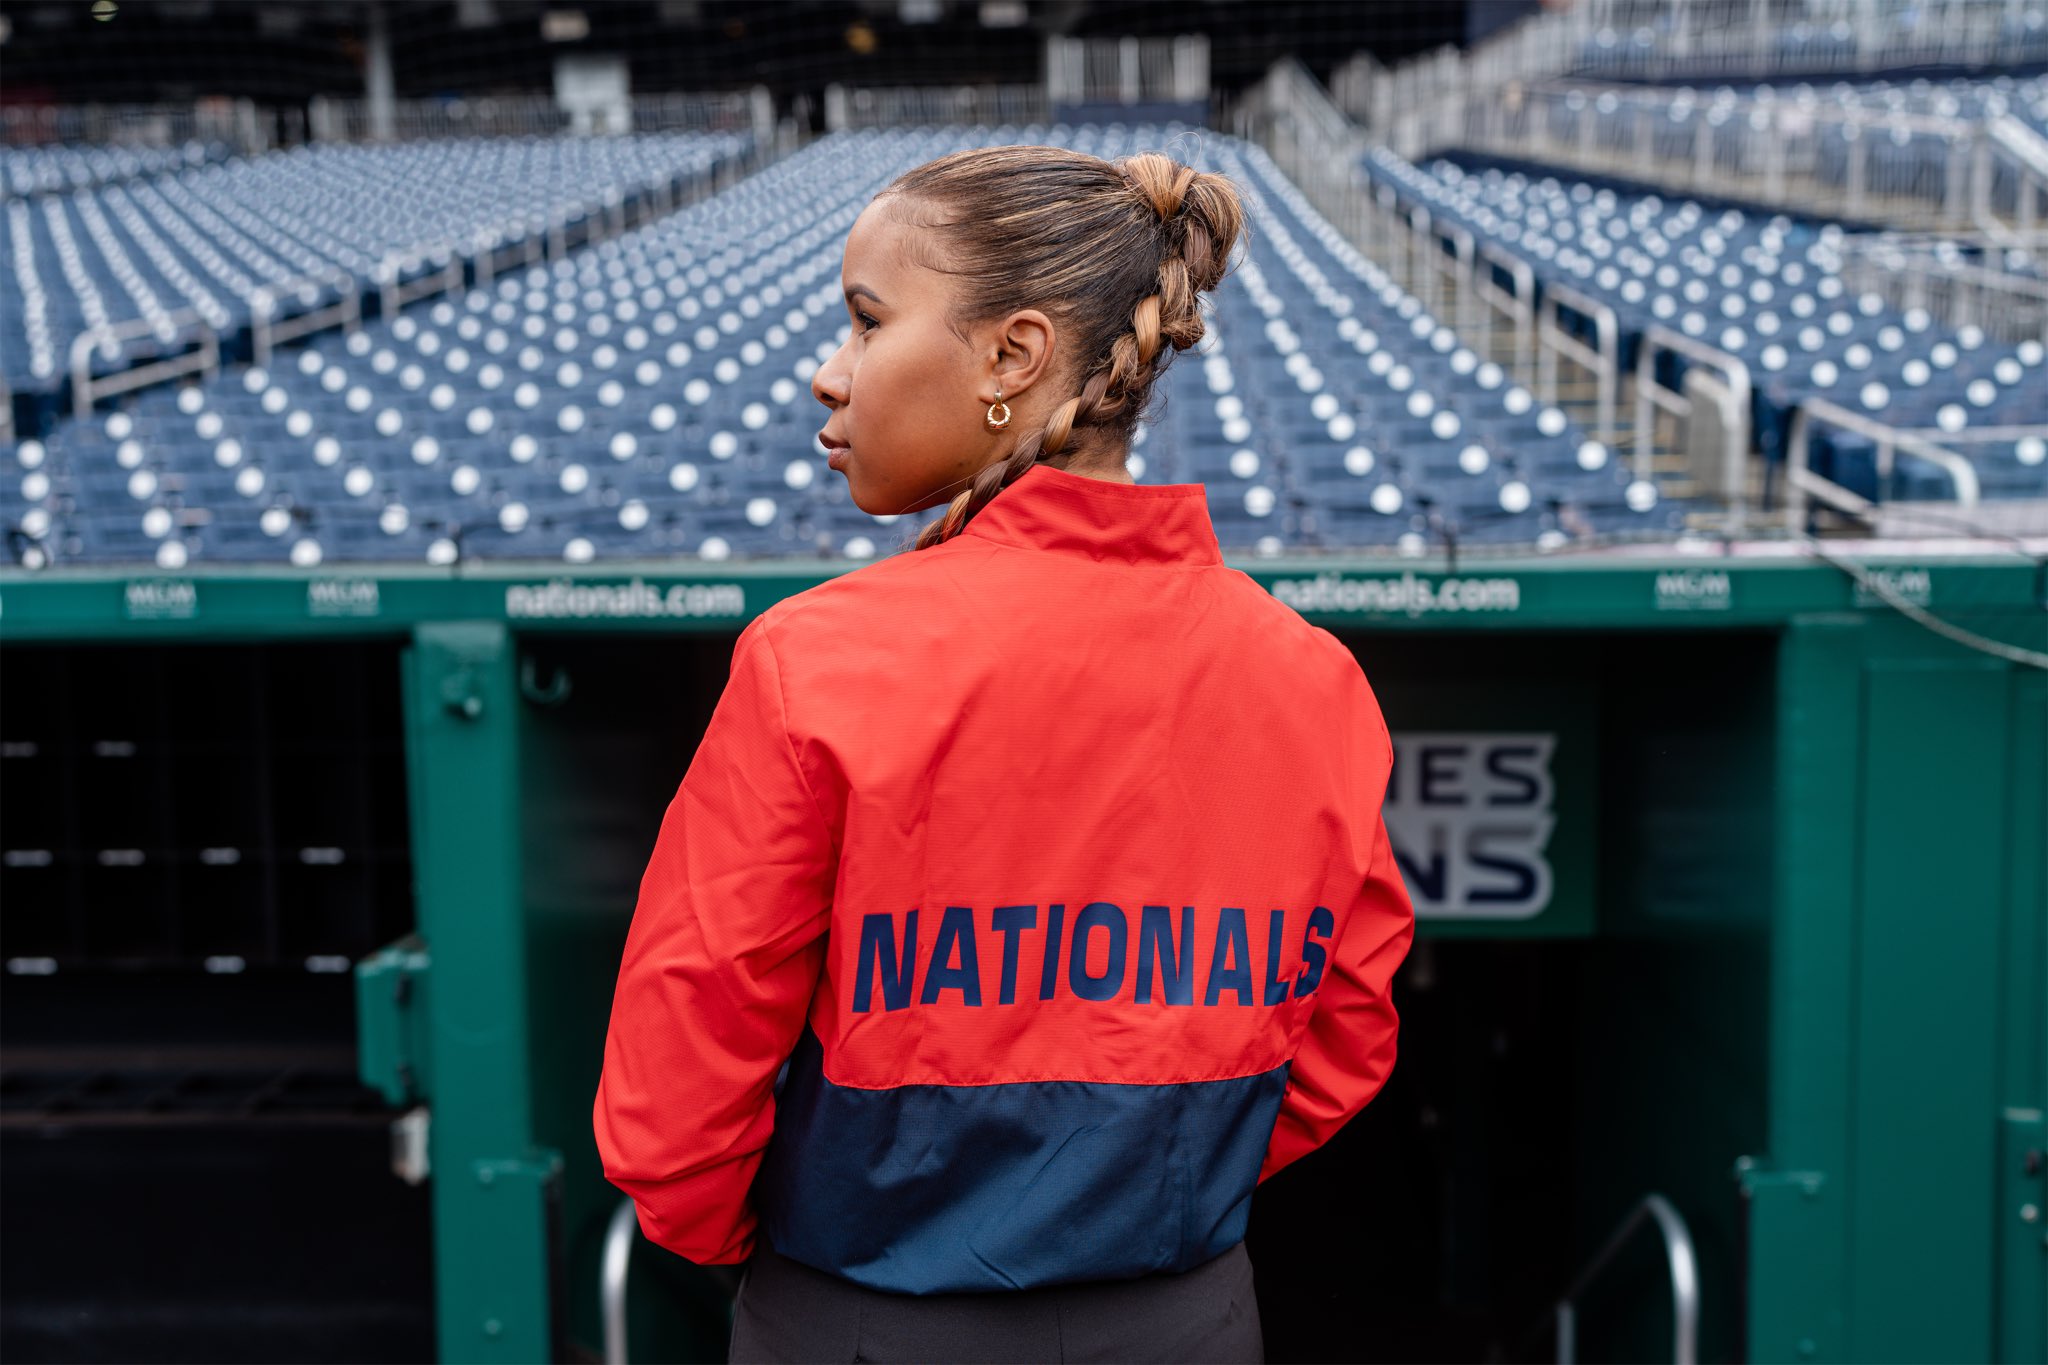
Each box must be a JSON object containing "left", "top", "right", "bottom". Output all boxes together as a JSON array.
[{"left": 0, "top": 555, "right": 2040, "bottom": 641}]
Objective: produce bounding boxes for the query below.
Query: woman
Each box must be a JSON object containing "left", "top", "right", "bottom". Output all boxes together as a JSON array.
[{"left": 593, "top": 144, "right": 1416, "bottom": 1363}]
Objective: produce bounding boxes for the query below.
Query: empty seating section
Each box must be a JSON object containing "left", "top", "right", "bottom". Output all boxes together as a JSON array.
[
  {"left": 1364, "top": 150, "right": 2048, "bottom": 503},
  {"left": 1572, "top": 4, "right": 2048, "bottom": 77},
  {"left": 1, "top": 125, "right": 1686, "bottom": 569},
  {"left": 1174, "top": 140, "right": 1680, "bottom": 551},
  {"left": 1498, "top": 74, "right": 2048, "bottom": 229},
  {"left": 1, "top": 133, "right": 750, "bottom": 395},
  {"left": 1579, "top": 73, "right": 2048, "bottom": 129},
  {"left": 2, "top": 139, "right": 234, "bottom": 196},
  {"left": 1823, "top": 73, "right": 2048, "bottom": 136}
]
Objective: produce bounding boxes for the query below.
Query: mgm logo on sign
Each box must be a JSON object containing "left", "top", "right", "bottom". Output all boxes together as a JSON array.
[
  {"left": 1851, "top": 566, "right": 1933, "bottom": 608},
  {"left": 307, "top": 578, "right": 381, "bottom": 617},
  {"left": 1383, "top": 732, "right": 1556, "bottom": 920},
  {"left": 1653, "top": 570, "right": 1732, "bottom": 612},
  {"left": 124, "top": 579, "right": 198, "bottom": 620}
]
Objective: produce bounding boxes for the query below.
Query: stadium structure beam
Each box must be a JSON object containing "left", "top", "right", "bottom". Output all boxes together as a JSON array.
[
  {"left": 399, "top": 622, "right": 565, "bottom": 1363},
  {"left": 365, "top": 0, "right": 396, "bottom": 143}
]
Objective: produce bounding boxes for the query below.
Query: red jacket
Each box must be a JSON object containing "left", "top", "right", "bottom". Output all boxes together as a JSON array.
[{"left": 593, "top": 461, "right": 1415, "bottom": 1294}]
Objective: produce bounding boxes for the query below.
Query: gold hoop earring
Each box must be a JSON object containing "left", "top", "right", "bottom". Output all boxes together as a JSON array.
[{"left": 985, "top": 384, "right": 1012, "bottom": 431}]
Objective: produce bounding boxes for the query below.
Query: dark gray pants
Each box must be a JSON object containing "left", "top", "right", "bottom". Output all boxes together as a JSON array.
[{"left": 727, "top": 1241, "right": 1264, "bottom": 1364}]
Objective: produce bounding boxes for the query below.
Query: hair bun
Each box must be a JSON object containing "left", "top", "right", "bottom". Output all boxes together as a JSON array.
[
  {"left": 1117, "top": 152, "right": 1197, "bottom": 220},
  {"left": 1116, "top": 152, "right": 1244, "bottom": 301}
]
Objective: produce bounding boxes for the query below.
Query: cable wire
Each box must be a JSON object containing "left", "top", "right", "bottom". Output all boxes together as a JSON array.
[{"left": 1804, "top": 537, "right": 2048, "bottom": 671}]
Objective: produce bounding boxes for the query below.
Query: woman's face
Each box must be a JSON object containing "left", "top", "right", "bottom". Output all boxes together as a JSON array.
[{"left": 811, "top": 200, "right": 1002, "bottom": 517}]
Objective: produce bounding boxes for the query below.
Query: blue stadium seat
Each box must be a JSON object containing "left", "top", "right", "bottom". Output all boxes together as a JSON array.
[
  {"left": 1363, "top": 148, "right": 2048, "bottom": 506},
  {"left": 9, "top": 124, "right": 1707, "bottom": 568},
  {"left": 2, "top": 133, "right": 750, "bottom": 396}
]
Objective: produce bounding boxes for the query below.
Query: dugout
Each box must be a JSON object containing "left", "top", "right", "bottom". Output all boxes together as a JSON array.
[
  {"left": 0, "top": 553, "right": 2041, "bottom": 1364},
  {"left": 0, "top": 638, "right": 434, "bottom": 1362}
]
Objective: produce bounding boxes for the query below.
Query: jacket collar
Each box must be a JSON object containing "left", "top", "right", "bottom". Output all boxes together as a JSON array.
[{"left": 958, "top": 462, "right": 1224, "bottom": 568}]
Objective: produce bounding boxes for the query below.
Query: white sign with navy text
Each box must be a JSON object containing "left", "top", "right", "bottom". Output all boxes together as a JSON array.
[{"left": 1383, "top": 732, "right": 1556, "bottom": 920}]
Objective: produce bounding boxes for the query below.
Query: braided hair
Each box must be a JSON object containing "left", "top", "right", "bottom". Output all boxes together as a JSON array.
[{"left": 872, "top": 146, "right": 1247, "bottom": 551}]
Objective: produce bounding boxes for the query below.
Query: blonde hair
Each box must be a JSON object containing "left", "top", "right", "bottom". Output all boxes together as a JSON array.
[{"left": 875, "top": 145, "right": 1247, "bottom": 550}]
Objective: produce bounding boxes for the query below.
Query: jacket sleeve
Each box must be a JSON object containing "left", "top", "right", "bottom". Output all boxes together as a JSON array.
[
  {"left": 1258, "top": 712, "right": 1415, "bottom": 1185},
  {"left": 592, "top": 613, "right": 837, "bottom": 1264}
]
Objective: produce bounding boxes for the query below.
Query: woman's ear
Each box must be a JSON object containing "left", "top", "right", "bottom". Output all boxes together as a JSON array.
[{"left": 985, "top": 309, "right": 1058, "bottom": 402}]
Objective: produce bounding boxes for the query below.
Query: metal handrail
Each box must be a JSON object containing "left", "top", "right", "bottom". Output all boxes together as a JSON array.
[
  {"left": 1552, "top": 1193, "right": 1699, "bottom": 1365},
  {"left": 1232, "top": 58, "right": 1374, "bottom": 281},
  {"left": 1634, "top": 326, "right": 1754, "bottom": 526},
  {"left": 1536, "top": 280, "right": 1619, "bottom": 446},
  {"left": 251, "top": 264, "right": 360, "bottom": 368},
  {"left": 1434, "top": 221, "right": 1477, "bottom": 334},
  {"left": 1839, "top": 240, "right": 2048, "bottom": 345},
  {"left": 1469, "top": 77, "right": 2040, "bottom": 239},
  {"left": 1785, "top": 398, "right": 1989, "bottom": 529},
  {"left": 1405, "top": 204, "right": 1436, "bottom": 312},
  {"left": 1983, "top": 116, "right": 2048, "bottom": 244},
  {"left": 823, "top": 82, "right": 1050, "bottom": 132},
  {"left": 1474, "top": 241, "right": 1536, "bottom": 381},
  {"left": 69, "top": 310, "right": 220, "bottom": 419},
  {"left": 1989, "top": 114, "right": 2048, "bottom": 184},
  {"left": 602, "top": 1196, "right": 636, "bottom": 1364},
  {"left": 375, "top": 244, "right": 464, "bottom": 320},
  {"left": 1364, "top": 167, "right": 1613, "bottom": 436},
  {"left": 1901, "top": 422, "right": 2048, "bottom": 446},
  {"left": 1529, "top": 79, "right": 1983, "bottom": 139}
]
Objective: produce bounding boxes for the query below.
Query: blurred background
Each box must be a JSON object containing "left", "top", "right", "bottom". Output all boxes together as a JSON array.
[{"left": 0, "top": 1, "right": 2042, "bottom": 1362}]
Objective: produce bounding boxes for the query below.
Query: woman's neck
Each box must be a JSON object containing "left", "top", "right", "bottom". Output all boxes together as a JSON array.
[{"left": 1041, "top": 439, "right": 1134, "bottom": 484}]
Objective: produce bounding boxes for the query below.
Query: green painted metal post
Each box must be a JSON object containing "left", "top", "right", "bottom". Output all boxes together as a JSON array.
[
  {"left": 1850, "top": 652, "right": 2008, "bottom": 1362},
  {"left": 1995, "top": 662, "right": 2046, "bottom": 1365},
  {"left": 1750, "top": 612, "right": 2048, "bottom": 1364},
  {"left": 1996, "top": 1108, "right": 2047, "bottom": 1364},
  {"left": 404, "top": 622, "right": 564, "bottom": 1364},
  {"left": 1749, "top": 616, "right": 1865, "bottom": 1364}
]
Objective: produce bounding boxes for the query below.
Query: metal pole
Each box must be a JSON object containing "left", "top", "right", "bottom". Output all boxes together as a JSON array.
[
  {"left": 365, "top": 1, "right": 395, "bottom": 143},
  {"left": 602, "top": 1197, "right": 636, "bottom": 1364}
]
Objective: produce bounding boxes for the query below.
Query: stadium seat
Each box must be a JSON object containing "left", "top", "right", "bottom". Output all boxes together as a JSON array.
[
  {"left": 1363, "top": 148, "right": 2048, "bottom": 503},
  {"left": 1, "top": 133, "right": 750, "bottom": 397},
  {"left": 7, "top": 125, "right": 1699, "bottom": 568}
]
